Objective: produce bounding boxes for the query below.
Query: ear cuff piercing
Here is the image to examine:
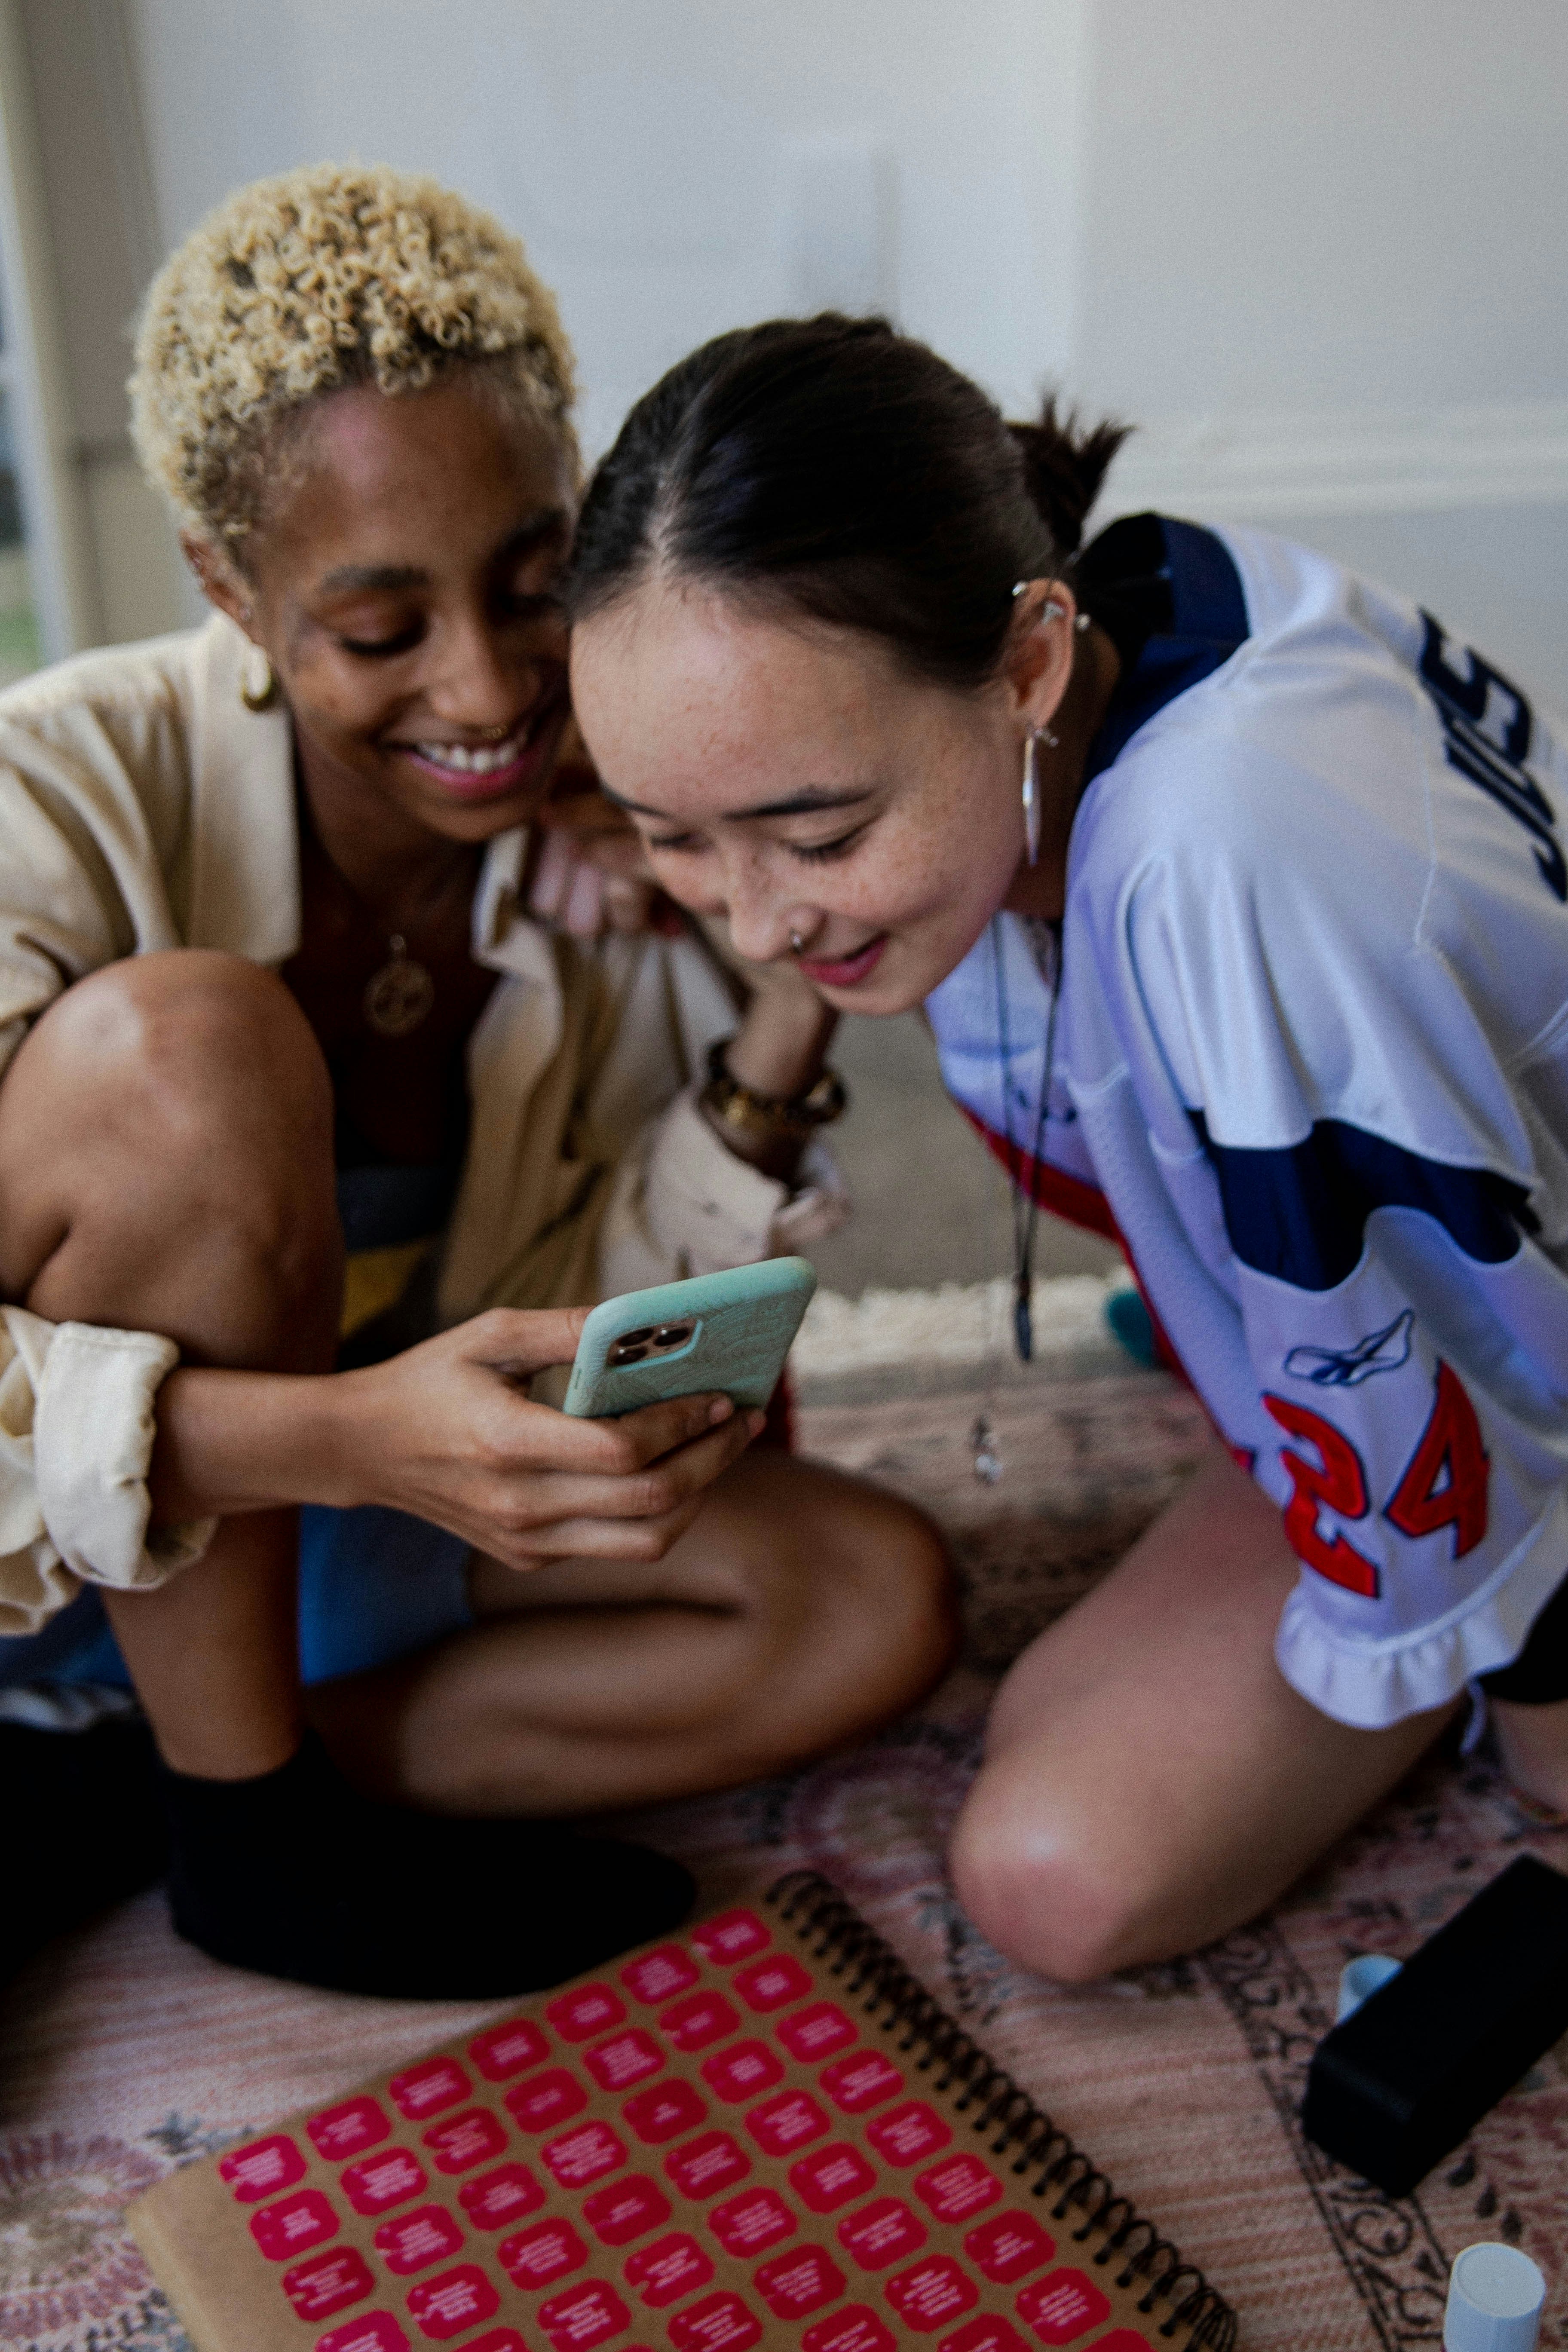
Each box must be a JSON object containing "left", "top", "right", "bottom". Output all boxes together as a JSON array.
[{"left": 1011, "top": 579, "right": 1092, "bottom": 632}]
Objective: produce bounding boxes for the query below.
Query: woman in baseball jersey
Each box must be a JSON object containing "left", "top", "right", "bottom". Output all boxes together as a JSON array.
[{"left": 568, "top": 313, "right": 1568, "bottom": 1981}]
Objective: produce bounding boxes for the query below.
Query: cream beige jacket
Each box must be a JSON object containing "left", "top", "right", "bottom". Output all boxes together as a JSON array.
[{"left": 0, "top": 616, "right": 842, "bottom": 1635}]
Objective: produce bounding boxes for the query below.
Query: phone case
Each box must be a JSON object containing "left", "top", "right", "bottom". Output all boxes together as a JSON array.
[{"left": 561, "top": 1257, "right": 818, "bottom": 1418}]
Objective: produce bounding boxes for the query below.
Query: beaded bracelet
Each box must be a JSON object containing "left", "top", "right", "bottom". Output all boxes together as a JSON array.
[{"left": 700, "top": 1036, "right": 848, "bottom": 1144}]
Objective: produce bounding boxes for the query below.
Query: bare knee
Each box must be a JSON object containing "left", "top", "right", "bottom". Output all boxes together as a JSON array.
[
  {"left": 1, "top": 952, "right": 338, "bottom": 1360},
  {"left": 949, "top": 1760, "right": 1169, "bottom": 1985},
  {"left": 18, "top": 951, "right": 328, "bottom": 1142},
  {"left": 734, "top": 1455, "right": 958, "bottom": 1741},
  {"left": 814, "top": 1475, "right": 958, "bottom": 1713}
]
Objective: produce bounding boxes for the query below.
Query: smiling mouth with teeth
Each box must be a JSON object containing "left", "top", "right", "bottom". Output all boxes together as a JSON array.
[
  {"left": 411, "top": 733, "right": 527, "bottom": 775},
  {"left": 392, "top": 692, "right": 572, "bottom": 803}
]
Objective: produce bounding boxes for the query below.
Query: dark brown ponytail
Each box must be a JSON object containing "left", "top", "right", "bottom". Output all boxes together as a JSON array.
[
  {"left": 570, "top": 315, "right": 1130, "bottom": 693},
  {"left": 1008, "top": 397, "right": 1130, "bottom": 559}
]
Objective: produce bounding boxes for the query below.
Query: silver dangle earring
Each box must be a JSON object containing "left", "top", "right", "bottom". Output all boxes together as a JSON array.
[
  {"left": 1014, "top": 582, "right": 1063, "bottom": 865},
  {"left": 1021, "top": 729, "right": 1047, "bottom": 865}
]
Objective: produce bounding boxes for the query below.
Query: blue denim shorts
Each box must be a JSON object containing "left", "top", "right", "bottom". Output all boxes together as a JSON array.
[{"left": 0, "top": 1503, "right": 475, "bottom": 1694}]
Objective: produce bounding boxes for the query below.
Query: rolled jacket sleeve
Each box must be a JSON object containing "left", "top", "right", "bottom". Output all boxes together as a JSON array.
[
  {"left": 0, "top": 620, "right": 294, "bottom": 1641},
  {"left": 0, "top": 1305, "right": 215, "bottom": 1636}
]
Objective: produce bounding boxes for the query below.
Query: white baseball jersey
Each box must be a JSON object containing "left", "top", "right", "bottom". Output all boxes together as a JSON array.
[{"left": 926, "top": 513, "right": 1568, "bottom": 1728}]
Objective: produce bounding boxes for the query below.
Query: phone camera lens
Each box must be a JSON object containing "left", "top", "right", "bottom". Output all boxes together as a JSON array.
[
  {"left": 652, "top": 1323, "right": 693, "bottom": 1348},
  {"left": 609, "top": 1339, "right": 652, "bottom": 1366}
]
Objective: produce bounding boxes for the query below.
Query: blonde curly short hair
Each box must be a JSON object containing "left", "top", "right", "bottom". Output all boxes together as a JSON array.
[{"left": 130, "top": 162, "right": 577, "bottom": 554}]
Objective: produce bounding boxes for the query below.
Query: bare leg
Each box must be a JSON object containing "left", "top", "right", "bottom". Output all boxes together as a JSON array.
[
  {"left": 0, "top": 952, "right": 340, "bottom": 1775},
  {"left": 0, "top": 951, "right": 698, "bottom": 1994},
  {"left": 2, "top": 959, "right": 955, "bottom": 1822},
  {"left": 1491, "top": 1698, "right": 1568, "bottom": 1811},
  {"left": 949, "top": 1438, "right": 1459, "bottom": 1983},
  {"left": 307, "top": 1450, "right": 957, "bottom": 1813}
]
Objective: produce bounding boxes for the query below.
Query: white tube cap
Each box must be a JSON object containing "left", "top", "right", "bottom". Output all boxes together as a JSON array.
[
  {"left": 1444, "top": 2243, "right": 1546, "bottom": 2352},
  {"left": 1335, "top": 1952, "right": 1403, "bottom": 2022}
]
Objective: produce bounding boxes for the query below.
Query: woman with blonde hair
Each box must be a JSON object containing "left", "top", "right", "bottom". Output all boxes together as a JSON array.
[{"left": 0, "top": 176, "right": 952, "bottom": 1997}]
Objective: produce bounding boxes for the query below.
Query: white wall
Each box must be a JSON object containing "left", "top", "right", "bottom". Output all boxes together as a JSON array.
[
  {"left": 1077, "top": 1, "right": 1568, "bottom": 415},
  {"left": 1073, "top": 0, "right": 1568, "bottom": 703},
  {"left": 22, "top": 0, "right": 1568, "bottom": 697},
  {"left": 126, "top": 0, "right": 1086, "bottom": 464}
]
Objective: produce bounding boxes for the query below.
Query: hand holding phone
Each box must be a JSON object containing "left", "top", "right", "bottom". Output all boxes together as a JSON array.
[
  {"left": 563, "top": 1258, "right": 817, "bottom": 1419},
  {"left": 308, "top": 1304, "right": 761, "bottom": 1574}
]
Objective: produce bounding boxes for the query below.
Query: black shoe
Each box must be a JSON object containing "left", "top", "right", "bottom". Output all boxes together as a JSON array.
[
  {"left": 1, "top": 1709, "right": 167, "bottom": 1981},
  {"left": 161, "top": 1730, "right": 694, "bottom": 1998}
]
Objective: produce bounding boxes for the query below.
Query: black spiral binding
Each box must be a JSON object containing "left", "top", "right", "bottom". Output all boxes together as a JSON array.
[{"left": 766, "top": 1872, "right": 1238, "bottom": 2352}]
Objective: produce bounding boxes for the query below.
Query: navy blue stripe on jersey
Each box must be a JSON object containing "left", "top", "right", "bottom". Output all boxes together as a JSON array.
[
  {"left": 1079, "top": 514, "right": 1251, "bottom": 786},
  {"left": 1191, "top": 1112, "right": 1535, "bottom": 1290}
]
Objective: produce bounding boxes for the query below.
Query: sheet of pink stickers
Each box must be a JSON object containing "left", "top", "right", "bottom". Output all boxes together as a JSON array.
[{"left": 136, "top": 1896, "right": 1215, "bottom": 2352}]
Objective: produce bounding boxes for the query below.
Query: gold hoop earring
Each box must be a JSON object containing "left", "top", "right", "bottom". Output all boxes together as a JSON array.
[{"left": 240, "top": 649, "right": 279, "bottom": 713}]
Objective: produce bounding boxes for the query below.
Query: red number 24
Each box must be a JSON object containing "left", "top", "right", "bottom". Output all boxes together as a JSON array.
[
  {"left": 1262, "top": 1363, "right": 1489, "bottom": 1599},
  {"left": 1262, "top": 1394, "right": 1379, "bottom": 1596}
]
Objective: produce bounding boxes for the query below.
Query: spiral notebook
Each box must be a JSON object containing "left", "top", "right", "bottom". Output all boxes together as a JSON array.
[{"left": 128, "top": 1873, "right": 1236, "bottom": 2352}]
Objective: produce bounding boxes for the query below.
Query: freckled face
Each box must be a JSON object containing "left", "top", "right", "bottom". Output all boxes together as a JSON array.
[
  {"left": 238, "top": 375, "right": 576, "bottom": 844},
  {"left": 568, "top": 583, "right": 1026, "bottom": 1014}
]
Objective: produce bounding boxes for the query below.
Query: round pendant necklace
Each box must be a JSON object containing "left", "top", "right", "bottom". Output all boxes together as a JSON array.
[{"left": 364, "top": 934, "right": 436, "bottom": 1037}]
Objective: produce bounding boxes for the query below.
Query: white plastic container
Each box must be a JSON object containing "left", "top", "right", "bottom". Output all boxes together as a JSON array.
[{"left": 1443, "top": 2242, "right": 1546, "bottom": 2352}]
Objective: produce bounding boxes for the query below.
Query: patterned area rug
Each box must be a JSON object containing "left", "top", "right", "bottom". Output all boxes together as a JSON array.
[{"left": 1, "top": 1275, "right": 1565, "bottom": 2352}]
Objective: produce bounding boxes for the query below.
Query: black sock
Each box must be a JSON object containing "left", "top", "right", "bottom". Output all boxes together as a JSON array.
[
  {"left": 160, "top": 1729, "right": 694, "bottom": 1998},
  {"left": 2, "top": 1712, "right": 168, "bottom": 1982}
]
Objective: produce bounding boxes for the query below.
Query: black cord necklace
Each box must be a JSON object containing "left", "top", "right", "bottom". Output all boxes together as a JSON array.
[
  {"left": 971, "top": 912, "right": 1063, "bottom": 1485},
  {"left": 992, "top": 911, "right": 1063, "bottom": 1363}
]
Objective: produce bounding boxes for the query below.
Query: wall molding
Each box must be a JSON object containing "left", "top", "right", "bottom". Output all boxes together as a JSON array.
[
  {"left": 1099, "top": 400, "right": 1568, "bottom": 524},
  {"left": 0, "top": 0, "right": 102, "bottom": 654}
]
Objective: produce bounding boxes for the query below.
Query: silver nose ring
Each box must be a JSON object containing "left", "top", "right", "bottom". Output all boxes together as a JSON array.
[{"left": 789, "top": 930, "right": 805, "bottom": 955}]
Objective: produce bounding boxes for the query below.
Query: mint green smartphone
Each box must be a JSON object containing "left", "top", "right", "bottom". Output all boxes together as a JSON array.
[{"left": 561, "top": 1257, "right": 818, "bottom": 1419}]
